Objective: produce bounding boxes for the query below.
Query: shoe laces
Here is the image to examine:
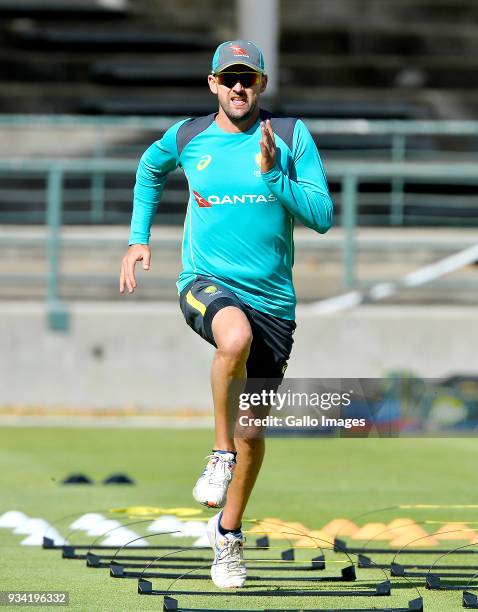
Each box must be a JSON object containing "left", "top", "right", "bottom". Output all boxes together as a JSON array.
[
  {"left": 219, "top": 536, "right": 245, "bottom": 576},
  {"left": 204, "top": 454, "right": 235, "bottom": 487}
]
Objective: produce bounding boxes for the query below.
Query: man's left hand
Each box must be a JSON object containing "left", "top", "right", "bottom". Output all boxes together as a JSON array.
[{"left": 260, "top": 119, "right": 276, "bottom": 173}]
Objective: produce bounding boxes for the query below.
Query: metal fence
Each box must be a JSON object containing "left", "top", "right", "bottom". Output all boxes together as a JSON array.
[
  {"left": 1, "top": 116, "right": 478, "bottom": 226},
  {"left": 1, "top": 157, "right": 477, "bottom": 330}
]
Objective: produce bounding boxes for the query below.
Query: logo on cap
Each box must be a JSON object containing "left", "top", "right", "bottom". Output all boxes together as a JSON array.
[{"left": 230, "top": 45, "right": 249, "bottom": 58}]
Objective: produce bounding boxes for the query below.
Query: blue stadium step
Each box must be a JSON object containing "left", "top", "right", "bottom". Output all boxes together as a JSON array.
[
  {"left": 281, "top": 100, "right": 428, "bottom": 120},
  {"left": 3, "top": 50, "right": 477, "bottom": 92},
  {"left": 0, "top": 0, "right": 130, "bottom": 18},
  {"left": 91, "top": 59, "right": 209, "bottom": 86},
  {"left": 90, "top": 55, "right": 478, "bottom": 90},
  {"left": 0, "top": 54, "right": 91, "bottom": 83},
  {"left": 79, "top": 95, "right": 217, "bottom": 116},
  {"left": 283, "top": 0, "right": 478, "bottom": 26},
  {"left": 78, "top": 96, "right": 428, "bottom": 120},
  {"left": 281, "top": 55, "right": 478, "bottom": 90},
  {"left": 0, "top": 80, "right": 440, "bottom": 117},
  {"left": 0, "top": 55, "right": 210, "bottom": 86},
  {"left": 7, "top": 22, "right": 217, "bottom": 52},
  {"left": 281, "top": 24, "right": 478, "bottom": 57}
]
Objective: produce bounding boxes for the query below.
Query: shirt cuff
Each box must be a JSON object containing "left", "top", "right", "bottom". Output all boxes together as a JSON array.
[
  {"left": 260, "top": 164, "right": 281, "bottom": 180},
  {"left": 128, "top": 235, "right": 150, "bottom": 246}
]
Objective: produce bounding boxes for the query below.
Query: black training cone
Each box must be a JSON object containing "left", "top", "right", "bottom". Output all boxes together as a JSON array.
[
  {"left": 61, "top": 473, "right": 93, "bottom": 484},
  {"left": 103, "top": 473, "right": 135, "bottom": 485}
]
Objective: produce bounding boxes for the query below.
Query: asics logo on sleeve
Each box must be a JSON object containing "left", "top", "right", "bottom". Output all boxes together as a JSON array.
[
  {"left": 193, "top": 192, "right": 278, "bottom": 206},
  {"left": 197, "top": 155, "right": 212, "bottom": 171}
]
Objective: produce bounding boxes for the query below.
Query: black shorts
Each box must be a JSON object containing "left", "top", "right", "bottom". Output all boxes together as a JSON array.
[{"left": 179, "top": 275, "right": 296, "bottom": 382}]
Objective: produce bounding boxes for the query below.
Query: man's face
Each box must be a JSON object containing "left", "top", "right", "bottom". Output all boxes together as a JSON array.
[{"left": 208, "top": 64, "right": 268, "bottom": 124}]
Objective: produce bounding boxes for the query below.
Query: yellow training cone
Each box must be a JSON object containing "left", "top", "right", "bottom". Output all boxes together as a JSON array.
[
  {"left": 248, "top": 518, "right": 294, "bottom": 540},
  {"left": 386, "top": 518, "right": 418, "bottom": 538},
  {"left": 320, "top": 519, "right": 359, "bottom": 537},
  {"left": 435, "top": 523, "right": 477, "bottom": 541},
  {"left": 295, "top": 530, "right": 332, "bottom": 548},
  {"left": 280, "top": 522, "right": 311, "bottom": 539},
  {"left": 390, "top": 524, "right": 438, "bottom": 547},
  {"left": 352, "top": 523, "right": 390, "bottom": 540},
  {"left": 467, "top": 533, "right": 478, "bottom": 544},
  {"left": 248, "top": 520, "right": 274, "bottom": 534}
]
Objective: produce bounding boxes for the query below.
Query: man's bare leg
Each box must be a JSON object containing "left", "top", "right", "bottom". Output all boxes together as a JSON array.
[
  {"left": 221, "top": 437, "right": 265, "bottom": 530},
  {"left": 193, "top": 306, "right": 252, "bottom": 509},
  {"left": 208, "top": 306, "right": 266, "bottom": 530},
  {"left": 204, "top": 306, "right": 270, "bottom": 589},
  {"left": 211, "top": 306, "right": 252, "bottom": 452}
]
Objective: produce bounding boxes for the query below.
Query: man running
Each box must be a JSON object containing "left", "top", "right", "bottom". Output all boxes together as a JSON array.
[{"left": 120, "top": 40, "right": 333, "bottom": 588}]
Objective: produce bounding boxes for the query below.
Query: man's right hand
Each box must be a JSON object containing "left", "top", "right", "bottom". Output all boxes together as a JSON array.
[{"left": 119, "top": 244, "right": 151, "bottom": 294}]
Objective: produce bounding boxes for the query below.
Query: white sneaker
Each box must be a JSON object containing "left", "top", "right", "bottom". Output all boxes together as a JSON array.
[
  {"left": 207, "top": 512, "right": 246, "bottom": 588},
  {"left": 192, "top": 451, "right": 236, "bottom": 508}
]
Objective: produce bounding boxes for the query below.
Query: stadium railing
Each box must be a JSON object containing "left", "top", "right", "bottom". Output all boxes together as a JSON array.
[
  {"left": 1, "top": 116, "right": 478, "bottom": 227},
  {"left": 0, "top": 157, "right": 477, "bottom": 330}
]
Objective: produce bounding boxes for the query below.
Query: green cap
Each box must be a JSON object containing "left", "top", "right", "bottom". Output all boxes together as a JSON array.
[{"left": 211, "top": 40, "right": 265, "bottom": 74}]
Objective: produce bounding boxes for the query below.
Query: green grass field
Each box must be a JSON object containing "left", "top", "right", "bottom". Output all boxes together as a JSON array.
[{"left": 1, "top": 427, "right": 477, "bottom": 611}]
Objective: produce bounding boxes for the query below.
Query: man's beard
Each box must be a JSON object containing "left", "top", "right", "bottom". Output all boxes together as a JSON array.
[{"left": 220, "top": 98, "right": 258, "bottom": 126}]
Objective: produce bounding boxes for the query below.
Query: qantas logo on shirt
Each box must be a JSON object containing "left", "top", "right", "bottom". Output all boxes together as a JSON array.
[
  {"left": 193, "top": 191, "right": 277, "bottom": 206},
  {"left": 193, "top": 191, "right": 211, "bottom": 207}
]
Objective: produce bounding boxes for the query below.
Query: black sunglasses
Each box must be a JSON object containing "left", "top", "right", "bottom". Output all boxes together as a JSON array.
[{"left": 215, "top": 71, "right": 261, "bottom": 89}]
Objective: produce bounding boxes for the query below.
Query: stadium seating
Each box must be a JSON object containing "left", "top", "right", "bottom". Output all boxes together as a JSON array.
[
  {"left": 7, "top": 24, "right": 216, "bottom": 52},
  {"left": 90, "top": 60, "right": 209, "bottom": 86},
  {"left": 1, "top": 0, "right": 478, "bottom": 117},
  {"left": 280, "top": 101, "right": 428, "bottom": 120},
  {"left": 79, "top": 96, "right": 216, "bottom": 116},
  {"left": 1, "top": 0, "right": 477, "bottom": 234},
  {"left": 0, "top": 0, "right": 129, "bottom": 19}
]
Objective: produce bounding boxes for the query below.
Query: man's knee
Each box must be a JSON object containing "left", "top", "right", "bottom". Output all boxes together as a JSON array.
[
  {"left": 213, "top": 307, "right": 253, "bottom": 365},
  {"left": 219, "top": 331, "right": 252, "bottom": 364}
]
